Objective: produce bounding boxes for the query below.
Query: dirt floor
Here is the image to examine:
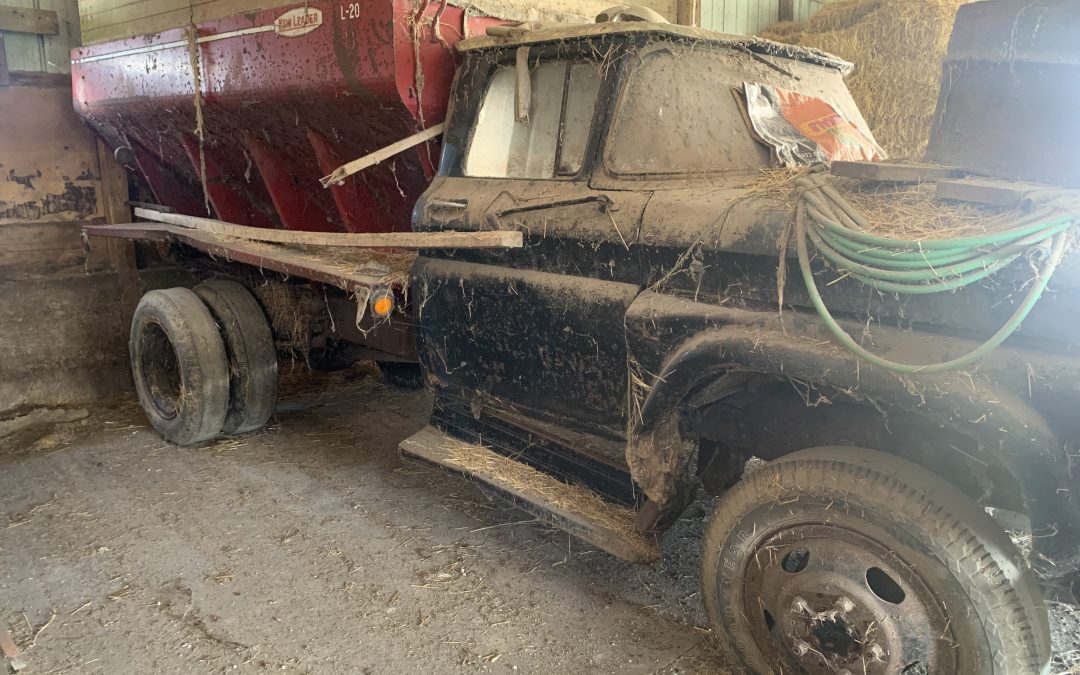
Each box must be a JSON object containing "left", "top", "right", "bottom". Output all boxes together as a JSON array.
[{"left": 3, "top": 367, "right": 1080, "bottom": 674}]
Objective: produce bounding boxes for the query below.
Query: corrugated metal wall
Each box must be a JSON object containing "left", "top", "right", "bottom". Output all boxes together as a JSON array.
[
  {"left": 700, "top": 0, "right": 778, "bottom": 35},
  {"left": 793, "top": 0, "right": 827, "bottom": 22},
  {"left": 700, "top": 0, "right": 828, "bottom": 35},
  {"left": 1, "top": 0, "right": 79, "bottom": 72}
]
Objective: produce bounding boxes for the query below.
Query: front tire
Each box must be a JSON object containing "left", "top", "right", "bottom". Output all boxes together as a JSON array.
[{"left": 701, "top": 446, "right": 1050, "bottom": 674}]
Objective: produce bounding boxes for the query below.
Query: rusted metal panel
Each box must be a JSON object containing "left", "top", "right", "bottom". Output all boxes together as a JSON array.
[{"left": 927, "top": 0, "right": 1080, "bottom": 188}]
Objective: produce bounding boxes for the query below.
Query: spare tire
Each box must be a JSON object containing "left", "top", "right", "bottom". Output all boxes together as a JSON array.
[
  {"left": 194, "top": 280, "right": 278, "bottom": 434},
  {"left": 130, "top": 288, "right": 229, "bottom": 445}
]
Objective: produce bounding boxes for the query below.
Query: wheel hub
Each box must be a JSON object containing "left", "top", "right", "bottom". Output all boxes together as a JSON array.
[{"left": 743, "top": 524, "right": 952, "bottom": 674}]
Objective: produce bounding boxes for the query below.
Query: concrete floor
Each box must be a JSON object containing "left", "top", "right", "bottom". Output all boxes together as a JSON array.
[
  {"left": 5, "top": 367, "right": 1080, "bottom": 674},
  {"left": 1, "top": 368, "right": 730, "bottom": 674}
]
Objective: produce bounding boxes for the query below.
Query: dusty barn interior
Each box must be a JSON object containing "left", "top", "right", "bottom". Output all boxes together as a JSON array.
[{"left": 6, "top": 0, "right": 1080, "bottom": 672}]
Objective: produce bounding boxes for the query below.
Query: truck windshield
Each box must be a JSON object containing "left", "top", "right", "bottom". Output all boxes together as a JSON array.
[
  {"left": 464, "top": 60, "right": 601, "bottom": 179},
  {"left": 604, "top": 46, "right": 773, "bottom": 176}
]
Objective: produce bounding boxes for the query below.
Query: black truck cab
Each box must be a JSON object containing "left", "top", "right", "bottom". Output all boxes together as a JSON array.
[{"left": 402, "top": 19, "right": 1076, "bottom": 675}]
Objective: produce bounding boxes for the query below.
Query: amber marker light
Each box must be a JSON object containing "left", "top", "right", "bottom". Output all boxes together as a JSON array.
[{"left": 370, "top": 290, "right": 395, "bottom": 318}]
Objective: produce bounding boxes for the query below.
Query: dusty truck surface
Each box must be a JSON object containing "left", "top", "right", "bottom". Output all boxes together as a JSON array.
[
  {"left": 401, "top": 5, "right": 1080, "bottom": 674},
  {"left": 79, "top": 0, "right": 1080, "bottom": 673}
]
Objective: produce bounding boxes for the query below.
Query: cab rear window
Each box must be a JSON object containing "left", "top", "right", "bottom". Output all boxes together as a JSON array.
[{"left": 464, "top": 59, "right": 601, "bottom": 179}]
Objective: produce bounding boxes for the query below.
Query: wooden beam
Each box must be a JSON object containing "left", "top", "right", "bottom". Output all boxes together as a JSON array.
[
  {"left": 779, "top": 0, "right": 795, "bottom": 22},
  {"left": 97, "top": 139, "right": 139, "bottom": 319},
  {"left": 831, "top": 160, "right": 961, "bottom": 183},
  {"left": 133, "top": 207, "right": 524, "bottom": 249},
  {"left": 676, "top": 0, "right": 699, "bottom": 26},
  {"left": 319, "top": 123, "right": 444, "bottom": 187},
  {"left": 0, "top": 5, "right": 59, "bottom": 35},
  {"left": 935, "top": 179, "right": 1030, "bottom": 209}
]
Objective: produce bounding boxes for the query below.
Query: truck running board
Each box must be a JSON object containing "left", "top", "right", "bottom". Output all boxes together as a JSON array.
[{"left": 400, "top": 426, "right": 660, "bottom": 564}]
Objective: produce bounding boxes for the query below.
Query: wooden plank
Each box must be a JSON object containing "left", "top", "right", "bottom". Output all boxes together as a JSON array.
[
  {"left": 0, "top": 222, "right": 107, "bottom": 269},
  {"left": 83, "top": 222, "right": 402, "bottom": 293},
  {"left": 0, "top": 5, "right": 58, "bottom": 34},
  {"left": 400, "top": 425, "right": 660, "bottom": 564},
  {"left": 1, "top": 0, "right": 42, "bottom": 72},
  {"left": 81, "top": 8, "right": 190, "bottom": 44},
  {"left": 935, "top": 179, "right": 1031, "bottom": 209},
  {"left": 831, "top": 160, "right": 961, "bottom": 183},
  {"left": 320, "top": 124, "right": 445, "bottom": 187},
  {"left": 97, "top": 139, "right": 139, "bottom": 317},
  {"left": 80, "top": 0, "right": 282, "bottom": 45},
  {"left": 132, "top": 207, "right": 524, "bottom": 248},
  {"left": 39, "top": 0, "right": 79, "bottom": 74}
]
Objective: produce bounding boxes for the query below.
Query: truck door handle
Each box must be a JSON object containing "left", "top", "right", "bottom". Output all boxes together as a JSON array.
[{"left": 493, "top": 194, "right": 612, "bottom": 218}]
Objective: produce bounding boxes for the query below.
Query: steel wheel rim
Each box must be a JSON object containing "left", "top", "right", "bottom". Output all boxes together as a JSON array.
[
  {"left": 140, "top": 321, "right": 182, "bottom": 420},
  {"left": 741, "top": 523, "right": 957, "bottom": 674}
]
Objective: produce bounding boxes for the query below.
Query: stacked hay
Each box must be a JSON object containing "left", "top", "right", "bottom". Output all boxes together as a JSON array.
[{"left": 762, "top": 0, "right": 967, "bottom": 160}]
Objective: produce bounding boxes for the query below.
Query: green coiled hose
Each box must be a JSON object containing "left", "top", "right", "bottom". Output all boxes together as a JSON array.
[{"left": 793, "top": 173, "right": 1076, "bottom": 374}]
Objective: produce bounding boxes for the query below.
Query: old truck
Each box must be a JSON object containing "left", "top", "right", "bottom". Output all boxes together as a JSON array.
[{"left": 79, "top": 0, "right": 1080, "bottom": 672}]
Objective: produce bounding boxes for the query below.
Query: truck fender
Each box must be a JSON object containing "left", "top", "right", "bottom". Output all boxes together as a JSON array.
[{"left": 628, "top": 324, "right": 1080, "bottom": 575}]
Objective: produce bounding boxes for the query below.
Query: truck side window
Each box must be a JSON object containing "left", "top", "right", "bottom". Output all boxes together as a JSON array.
[{"left": 464, "top": 60, "right": 601, "bottom": 179}]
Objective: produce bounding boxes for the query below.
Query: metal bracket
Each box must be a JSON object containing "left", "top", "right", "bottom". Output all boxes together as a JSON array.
[{"left": 353, "top": 286, "right": 372, "bottom": 328}]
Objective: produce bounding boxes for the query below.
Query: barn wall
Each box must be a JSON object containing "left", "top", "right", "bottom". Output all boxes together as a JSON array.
[
  {"left": 700, "top": 0, "right": 778, "bottom": 35},
  {"left": 0, "top": 73, "right": 138, "bottom": 414},
  {"left": 699, "top": 0, "right": 830, "bottom": 34}
]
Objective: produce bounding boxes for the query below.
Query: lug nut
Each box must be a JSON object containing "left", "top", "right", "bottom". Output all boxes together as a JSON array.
[
  {"left": 834, "top": 596, "right": 856, "bottom": 613},
  {"left": 867, "top": 643, "right": 885, "bottom": 661},
  {"left": 794, "top": 640, "right": 811, "bottom": 657},
  {"left": 791, "top": 596, "right": 810, "bottom": 614}
]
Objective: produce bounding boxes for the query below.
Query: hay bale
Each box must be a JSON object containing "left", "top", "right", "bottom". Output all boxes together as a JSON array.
[{"left": 761, "top": 0, "right": 967, "bottom": 159}]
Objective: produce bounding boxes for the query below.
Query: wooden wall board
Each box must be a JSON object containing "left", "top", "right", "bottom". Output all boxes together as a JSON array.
[{"left": 0, "top": 5, "right": 59, "bottom": 34}]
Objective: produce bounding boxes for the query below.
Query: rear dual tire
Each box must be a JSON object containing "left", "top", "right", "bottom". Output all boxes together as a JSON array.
[
  {"left": 194, "top": 280, "right": 278, "bottom": 434},
  {"left": 130, "top": 282, "right": 277, "bottom": 445},
  {"left": 130, "top": 288, "right": 229, "bottom": 446}
]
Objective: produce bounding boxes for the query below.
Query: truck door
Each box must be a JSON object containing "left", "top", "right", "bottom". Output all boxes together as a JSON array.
[{"left": 413, "top": 49, "right": 649, "bottom": 439}]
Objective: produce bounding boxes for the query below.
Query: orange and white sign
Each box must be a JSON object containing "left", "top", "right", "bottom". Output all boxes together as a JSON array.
[{"left": 743, "top": 82, "right": 885, "bottom": 166}]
